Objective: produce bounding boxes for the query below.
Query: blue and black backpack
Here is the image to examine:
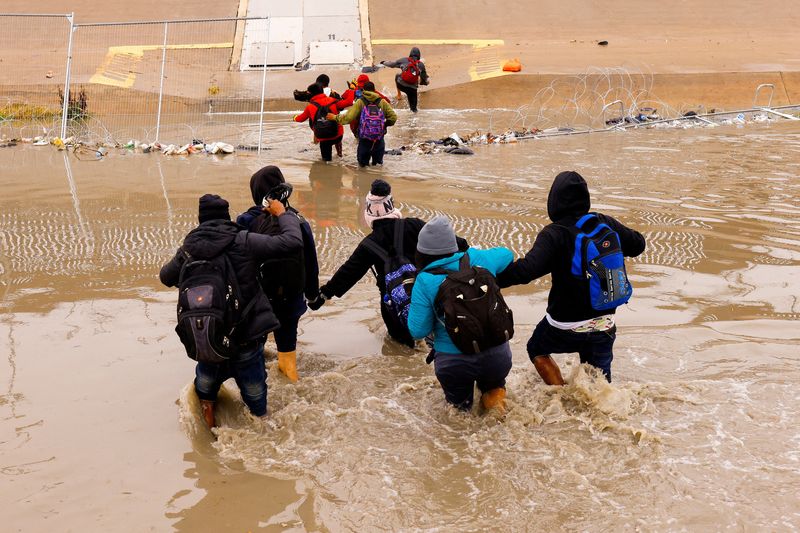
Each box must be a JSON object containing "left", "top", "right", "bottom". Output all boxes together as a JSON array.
[
  {"left": 569, "top": 213, "right": 632, "bottom": 311},
  {"left": 361, "top": 219, "right": 417, "bottom": 346}
]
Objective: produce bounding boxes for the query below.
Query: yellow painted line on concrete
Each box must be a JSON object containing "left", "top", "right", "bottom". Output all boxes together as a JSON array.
[
  {"left": 90, "top": 42, "right": 233, "bottom": 88},
  {"left": 372, "top": 39, "right": 503, "bottom": 49}
]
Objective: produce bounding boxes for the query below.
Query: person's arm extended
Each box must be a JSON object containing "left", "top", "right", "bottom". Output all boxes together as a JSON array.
[
  {"left": 293, "top": 104, "right": 312, "bottom": 123},
  {"left": 320, "top": 240, "right": 375, "bottom": 298},
  {"left": 159, "top": 248, "right": 185, "bottom": 287},
  {"left": 240, "top": 210, "right": 303, "bottom": 259},
  {"left": 407, "top": 274, "right": 436, "bottom": 340},
  {"left": 380, "top": 57, "right": 404, "bottom": 69},
  {"left": 481, "top": 247, "right": 514, "bottom": 276},
  {"left": 333, "top": 100, "right": 363, "bottom": 125},
  {"left": 495, "top": 229, "right": 556, "bottom": 288}
]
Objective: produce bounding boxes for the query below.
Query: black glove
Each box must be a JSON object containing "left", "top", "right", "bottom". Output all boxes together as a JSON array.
[{"left": 307, "top": 292, "right": 327, "bottom": 311}]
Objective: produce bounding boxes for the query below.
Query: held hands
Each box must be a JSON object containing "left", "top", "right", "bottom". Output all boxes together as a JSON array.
[
  {"left": 307, "top": 292, "right": 327, "bottom": 311},
  {"left": 325, "top": 113, "right": 337, "bottom": 120},
  {"left": 263, "top": 198, "right": 286, "bottom": 217}
]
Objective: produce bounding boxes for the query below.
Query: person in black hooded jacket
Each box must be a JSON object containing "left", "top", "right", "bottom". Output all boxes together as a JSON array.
[
  {"left": 237, "top": 165, "right": 320, "bottom": 383},
  {"left": 381, "top": 47, "right": 429, "bottom": 113},
  {"left": 160, "top": 194, "right": 302, "bottom": 428},
  {"left": 497, "top": 171, "right": 646, "bottom": 384},
  {"left": 307, "top": 179, "right": 467, "bottom": 347}
]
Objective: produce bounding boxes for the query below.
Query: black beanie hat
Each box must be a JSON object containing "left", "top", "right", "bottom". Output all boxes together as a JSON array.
[
  {"left": 250, "top": 165, "right": 286, "bottom": 205},
  {"left": 370, "top": 179, "right": 391, "bottom": 196},
  {"left": 316, "top": 74, "right": 330, "bottom": 87},
  {"left": 198, "top": 194, "right": 230, "bottom": 223},
  {"left": 307, "top": 83, "right": 323, "bottom": 96}
]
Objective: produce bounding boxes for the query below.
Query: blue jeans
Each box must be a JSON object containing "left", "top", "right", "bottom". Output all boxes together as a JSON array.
[
  {"left": 194, "top": 343, "right": 267, "bottom": 416},
  {"left": 527, "top": 317, "right": 616, "bottom": 382},
  {"left": 433, "top": 342, "right": 513, "bottom": 410},
  {"left": 357, "top": 137, "right": 385, "bottom": 167}
]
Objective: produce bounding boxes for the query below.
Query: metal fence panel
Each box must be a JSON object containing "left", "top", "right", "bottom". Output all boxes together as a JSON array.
[
  {"left": 65, "top": 18, "right": 270, "bottom": 147},
  {"left": 0, "top": 14, "right": 73, "bottom": 140}
]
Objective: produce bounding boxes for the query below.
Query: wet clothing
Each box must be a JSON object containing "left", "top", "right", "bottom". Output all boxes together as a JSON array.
[
  {"left": 320, "top": 217, "right": 467, "bottom": 345},
  {"left": 294, "top": 93, "right": 345, "bottom": 141},
  {"left": 528, "top": 318, "right": 616, "bottom": 381},
  {"left": 334, "top": 91, "right": 398, "bottom": 132},
  {"left": 383, "top": 47, "right": 429, "bottom": 113},
  {"left": 396, "top": 83, "right": 419, "bottom": 113},
  {"left": 496, "top": 171, "right": 646, "bottom": 322},
  {"left": 408, "top": 245, "right": 513, "bottom": 411},
  {"left": 161, "top": 214, "right": 302, "bottom": 417},
  {"left": 433, "top": 343, "right": 513, "bottom": 410},
  {"left": 159, "top": 215, "right": 303, "bottom": 349},
  {"left": 496, "top": 170, "right": 645, "bottom": 380},
  {"left": 319, "top": 135, "right": 344, "bottom": 162},
  {"left": 334, "top": 91, "right": 397, "bottom": 166},
  {"left": 339, "top": 88, "right": 391, "bottom": 137},
  {"left": 357, "top": 137, "right": 385, "bottom": 167},
  {"left": 194, "top": 343, "right": 267, "bottom": 416},
  {"left": 408, "top": 247, "right": 514, "bottom": 355},
  {"left": 237, "top": 206, "right": 320, "bottom": 353},
  {"left": 383, "top": 48, "right": 429, "bottom": 90}
]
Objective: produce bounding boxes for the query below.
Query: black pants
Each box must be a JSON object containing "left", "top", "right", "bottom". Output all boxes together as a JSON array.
[
  {"left": 527, "top": 317, "right": 616, "bottom": 382},
  {"left": 396, "top": 81, "right": 419, "bottom": 112},
  {"left": 319, "top": 135, "right": 343, "bottom": 162},
  {"left": 356, "top": 138, "right": 385, "bottom": 167}
]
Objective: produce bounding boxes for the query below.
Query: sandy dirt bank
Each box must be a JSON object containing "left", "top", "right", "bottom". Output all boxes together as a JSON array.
[{"left": 3, "top": 0, "right": 800, "bottom": 111}]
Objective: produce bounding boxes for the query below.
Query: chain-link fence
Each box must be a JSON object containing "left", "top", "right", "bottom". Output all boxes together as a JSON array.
[
  {"left": 0, "top": 13, "right": 73, "bottom": 141},
  {"left": 1, "top": 15, "right": 275, "bottom": 150},
  {"left": 68, "top": 17, "right": 271, "bottom": 147}
]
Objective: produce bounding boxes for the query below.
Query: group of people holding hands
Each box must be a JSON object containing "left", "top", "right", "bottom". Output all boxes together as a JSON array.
[{"left": 160, "top": 167, "right": 646, "bottom": 429}]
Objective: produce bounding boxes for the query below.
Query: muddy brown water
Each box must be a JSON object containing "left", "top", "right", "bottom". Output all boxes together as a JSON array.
[{"left": 2, "top": 111, "right": 799, "bottom": 532}]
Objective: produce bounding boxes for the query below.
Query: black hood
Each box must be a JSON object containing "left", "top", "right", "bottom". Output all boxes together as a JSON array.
[
  {"left": 182, "top": 220, "right": 239, "bottom": 259},
  {"left": 409, "top": 47, "right": 421, "bottom": 59},
  {"left": 547, "top": 171, "right": 591, "bottom": 222},
  {"left": 250, "top": 166, "right": 286, "bottom": 205}
]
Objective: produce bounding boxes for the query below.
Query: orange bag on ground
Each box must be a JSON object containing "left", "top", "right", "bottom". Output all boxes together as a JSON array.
[{"left": 503, "top": 58, "right": 522, "bottom": 72}]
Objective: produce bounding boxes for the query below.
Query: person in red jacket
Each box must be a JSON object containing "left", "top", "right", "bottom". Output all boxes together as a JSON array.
[
  {"left": 293, "top": 83, "right": 344, "bottom": 162},
  {"left": 338, "top": 75, "right": 391, "bottom": 137}
]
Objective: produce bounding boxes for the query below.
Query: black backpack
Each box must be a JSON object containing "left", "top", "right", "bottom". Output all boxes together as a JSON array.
[
  {"left": 309, "top": 100, "right": 339, "bottom": 139},
  {"left": 174, "top": 249, "right": 256, "bottom": 364},
  {"left": 361, "top": 220, "right": 417, "bottom": 346},
  {"left": 430, "top": 253, "right": 514, "bottom": 354},
  {"left": 252, "top": 211, "right": 306, "bottom": 300}
]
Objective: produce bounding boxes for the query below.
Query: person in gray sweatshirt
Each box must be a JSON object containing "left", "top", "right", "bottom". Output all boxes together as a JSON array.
[{"left": 381, "top": 47, "right": 429, "bottom": 112}]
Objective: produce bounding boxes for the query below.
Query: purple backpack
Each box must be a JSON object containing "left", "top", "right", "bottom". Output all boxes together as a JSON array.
[{"left": 358, "top": 98, "right": 386, "bottom": 141}]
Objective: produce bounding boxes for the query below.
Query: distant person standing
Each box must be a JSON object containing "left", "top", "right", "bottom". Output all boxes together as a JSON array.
[
  {"left": 381, "top": 47, "right": 429, "bottom": 113},
  {"left": 328, "top": 81, "right": 397, "bottom": 167},
  {"left": 293, "top": 83, "right": 345, "bottom": 162}
]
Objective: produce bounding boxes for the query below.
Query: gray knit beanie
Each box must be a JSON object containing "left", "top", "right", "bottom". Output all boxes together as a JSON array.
[{"left": 417, "top": 216, "right": 458, "bottom": 255}]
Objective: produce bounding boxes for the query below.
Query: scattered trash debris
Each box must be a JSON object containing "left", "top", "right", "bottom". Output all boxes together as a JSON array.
[
  {"left": 502, "top": 59, "right": 522, "bottom": 72},
  {"left": 0, "top": 136, "right": 238, "bottom": 158},
  {"left": 45, "top": 70, "right": 54, "bottom": 79},
  {"left": 597, "top": 40, "right": 609, "bottom": 46}
]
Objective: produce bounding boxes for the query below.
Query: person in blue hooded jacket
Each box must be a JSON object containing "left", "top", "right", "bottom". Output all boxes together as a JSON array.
[{"left": 407, "top": 216, "right": 514, "bottom": 413}]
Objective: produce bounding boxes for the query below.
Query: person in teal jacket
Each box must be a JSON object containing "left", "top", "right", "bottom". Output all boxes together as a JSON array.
[{"left": 407, "top": 216, "right": 514, "bottom": 413}]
